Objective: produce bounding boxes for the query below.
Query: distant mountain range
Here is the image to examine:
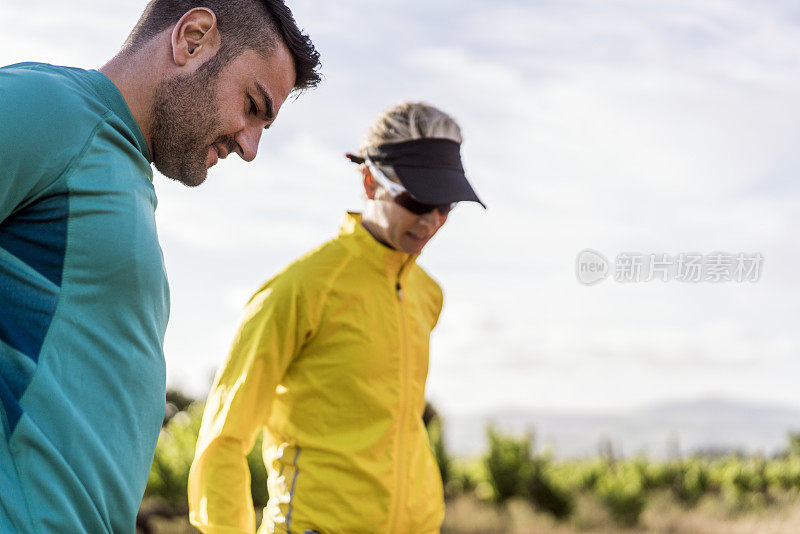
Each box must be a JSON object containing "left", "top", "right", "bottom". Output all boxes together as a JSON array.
[{"left": 443, "top": 398, "right": 800, "bottom": 459}]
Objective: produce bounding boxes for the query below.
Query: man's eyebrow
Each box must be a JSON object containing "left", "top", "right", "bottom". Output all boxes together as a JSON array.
[{"left": 254, "top": 82, "right": 276, "bottom": 123}]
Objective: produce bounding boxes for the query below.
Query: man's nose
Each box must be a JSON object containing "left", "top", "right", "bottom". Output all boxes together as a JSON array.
[{"left": 235, "top": 127, "right": 262, "bottom": 162}]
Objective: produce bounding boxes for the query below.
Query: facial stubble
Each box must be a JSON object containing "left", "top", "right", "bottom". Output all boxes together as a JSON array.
[{"left": 150, "top": 68, "right": 222, "bottom": 187}]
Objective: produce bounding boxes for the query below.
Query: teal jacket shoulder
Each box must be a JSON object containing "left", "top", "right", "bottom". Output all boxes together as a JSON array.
[{"left": 0, "top": 62, "right": 149, "bottom": 221}]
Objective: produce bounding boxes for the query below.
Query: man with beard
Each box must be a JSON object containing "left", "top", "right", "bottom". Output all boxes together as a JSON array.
[{"left": 0, "top": 1, "right": 320, "bottom": 532}]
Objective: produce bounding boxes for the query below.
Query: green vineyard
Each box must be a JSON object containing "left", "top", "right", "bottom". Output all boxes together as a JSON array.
[{"left": 139, "top": 397, "right": 800, "bottom": 533}]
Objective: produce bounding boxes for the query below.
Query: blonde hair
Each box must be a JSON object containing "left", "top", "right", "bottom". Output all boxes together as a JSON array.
[{"left": 359, "top": 101, "right": 463, "bottom": 155}]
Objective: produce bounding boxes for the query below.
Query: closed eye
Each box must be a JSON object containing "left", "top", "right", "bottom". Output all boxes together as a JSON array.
[{"left": 248, "top": 96, "right": 259, "bottom": 116}]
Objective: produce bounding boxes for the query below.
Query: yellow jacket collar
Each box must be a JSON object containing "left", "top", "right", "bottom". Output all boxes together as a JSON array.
[{"left": 339, "top": 212, "right": 419, "bottom": 279}]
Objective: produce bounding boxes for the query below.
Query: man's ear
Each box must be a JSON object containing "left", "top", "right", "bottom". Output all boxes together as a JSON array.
[
  {"left": 362, "top": 166, "right": 377, "bottom": 199},
  {"left": 171, "top": 8, "right": 221, "bottom": 67}
]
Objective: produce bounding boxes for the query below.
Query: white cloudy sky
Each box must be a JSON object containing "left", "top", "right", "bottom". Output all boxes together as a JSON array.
[{"left": 2, "top": 0, "right": 799, "bottom": 418}]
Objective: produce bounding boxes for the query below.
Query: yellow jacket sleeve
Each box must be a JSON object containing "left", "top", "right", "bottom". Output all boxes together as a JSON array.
[{"left": 188, "top": 274, "right": 311, "bottom": 534}]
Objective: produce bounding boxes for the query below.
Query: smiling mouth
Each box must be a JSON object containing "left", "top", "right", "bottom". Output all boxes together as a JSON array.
[
  {"left": 206, "top": 146, "right": 219, "bottom": 169},
  {"left": 207, "top": 143, "right": 230, "bottom": 169},
  {"left": 213, "top": 143, "right": 229, "bottom": 160}
]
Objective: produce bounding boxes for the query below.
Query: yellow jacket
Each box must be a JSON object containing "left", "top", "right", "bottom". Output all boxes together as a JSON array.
[{"left": 189, "top": 212, "right": 445, "bottom": 534}]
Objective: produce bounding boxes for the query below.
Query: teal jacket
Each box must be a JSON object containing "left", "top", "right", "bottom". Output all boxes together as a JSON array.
[{"left": 0, "top": 62, "right": 170, "bottom": 533}]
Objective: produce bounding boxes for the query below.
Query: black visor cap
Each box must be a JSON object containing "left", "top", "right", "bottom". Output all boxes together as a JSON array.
[{"left": 355, "top": 138, "right": 486, "bottom": 208}]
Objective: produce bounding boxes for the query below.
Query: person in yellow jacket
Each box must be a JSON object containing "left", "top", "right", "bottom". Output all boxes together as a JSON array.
[{"left": 188, "top": 101, "right": 485, "bottom": 534}]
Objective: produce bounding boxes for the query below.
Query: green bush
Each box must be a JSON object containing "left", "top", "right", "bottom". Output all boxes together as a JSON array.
[
  {"left": 713, "top": 456, "right": 770, "bottom": 511},
  {"left": 640, "top": 459, "right": 680, "bottom": 491},
  {"left": 594, "top": 465, "right": 648, "bottom": 526},
  {"left": 787, "top": 431, "right": 800, "bottom": 457},
  {"left": 483, "top": 427, "right": 533, "bottom": 505},
  {"left": 765, "top": 457, "right": 800, "bottom": 492},
  {"left": 247, "top": 439, "right": 269, "bottom": 508},
  {"left": 672, "top": 460, "right": 709, "bottom": 507},
  {"left": 145, "top": 402, "right": 268, "bottom": 508},
  {"left": 146, "top": 403, "right": 204, "bottom": 505},
  {"left": 450, "top": 458, "right": 489, "bottom": 497},
  {"left": 522, "top": 458, "right": 573, "bottom": 519},
  {"left": 427, "top": 416, "right": 452, "bottom": 492},
  {"left": 551, "top": 458, "right": 608, "bottom": 492}
]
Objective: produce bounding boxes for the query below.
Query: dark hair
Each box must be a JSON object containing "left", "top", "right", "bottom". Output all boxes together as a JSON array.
[{"left": 124, "top": 0, "right": 321, "bottom": 91}]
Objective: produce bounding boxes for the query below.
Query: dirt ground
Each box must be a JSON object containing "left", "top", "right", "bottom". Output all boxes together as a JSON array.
[
  {"left": 141, "top": 491, "right": 800, "bottom": 533},
  {"left": 442, "top": 492, "right": 800, "bottom": 534}
]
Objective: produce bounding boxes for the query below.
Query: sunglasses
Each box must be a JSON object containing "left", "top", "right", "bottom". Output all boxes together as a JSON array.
[{"left": 364, "top": 155, "right": 456, "bottom": 216}]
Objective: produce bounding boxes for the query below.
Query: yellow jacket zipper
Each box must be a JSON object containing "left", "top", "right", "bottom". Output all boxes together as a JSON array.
[{"left": 390, "top": 263, "right": 411, "bottom": 533}]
